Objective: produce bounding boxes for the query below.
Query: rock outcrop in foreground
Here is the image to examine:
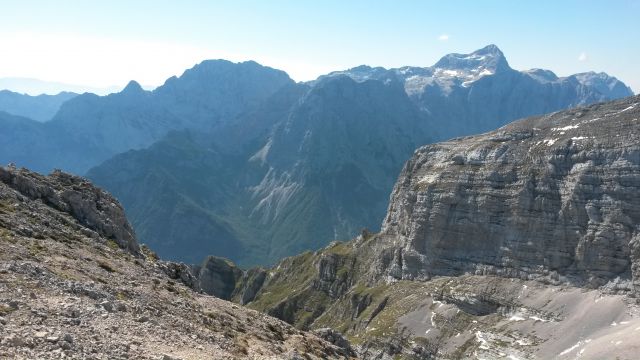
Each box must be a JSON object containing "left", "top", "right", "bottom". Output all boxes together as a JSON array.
[
  {"left": 0, "top": 167, "right": 352, "bottom": 359},
  {"left": 235, "top": 95, "right": 640, "bottom": 359}
]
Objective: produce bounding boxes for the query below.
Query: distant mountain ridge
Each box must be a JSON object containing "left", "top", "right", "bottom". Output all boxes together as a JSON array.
[
  {"left": 0, "top": 77, "right": 121, "bottom": 96},
  {"left": 0, "top": 60, "right": 293, "bottom": 174},
  {"left": 0, "top": 90, "right": 77, "bottom": 122},
  {"left": 323, "top": 44, "right": 633, "bottom": 139}
]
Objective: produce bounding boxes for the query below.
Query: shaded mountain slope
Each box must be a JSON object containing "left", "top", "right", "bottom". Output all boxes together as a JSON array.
[
  {"left": 0, "top": 90, "right": 77, "bottom": 122},
  {"left": 88, "top": 76, "right": 431, "bottom": 265},
  {"left": 0, "top": 60, "right": 293, "bottom": 174}
]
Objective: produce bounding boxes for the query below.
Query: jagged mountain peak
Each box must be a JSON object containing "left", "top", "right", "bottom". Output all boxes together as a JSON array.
[
  {"left": 433, "top": 44, "right": 511, "bottom": 73},
  {"left": 120, "top": 80, "right": 145, "bottom": 95}
]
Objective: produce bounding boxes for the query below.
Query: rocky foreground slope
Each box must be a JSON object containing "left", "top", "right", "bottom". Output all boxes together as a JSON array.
[
  {"left": 0, "top": 167, "right": 353, "bottom": 359},
  {"left": 216, "top": 95, "right": 640, "bottom": 359}
]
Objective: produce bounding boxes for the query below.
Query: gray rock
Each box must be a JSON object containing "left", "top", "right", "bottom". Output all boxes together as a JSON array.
[
  {"left": 0, "top": 167, "right": 140, "bottom": 255},
  {"left": 313, "top": 328, "right": 354, "bottom": 356},
  {"left": 5, "top": 336, "right": 25, "bottom": 347},
  {"left": 63, "top": 333, "right": 73, "bottom": 343},
  {"left": 98, "top": 301, "right": 114, "bottom": 313},
  {"left": 192, "top": 256, "right": 243, "bottom": 300},
  {"left": 379, "top": 95, "right": 640, "bottom": 294},
  {"left": 161, "top": 355, "right": 183, "bottom": 360}
]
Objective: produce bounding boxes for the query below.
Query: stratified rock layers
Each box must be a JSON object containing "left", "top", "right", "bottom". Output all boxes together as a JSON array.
[{"left": 380, "top": 95, "right": 640, "bottom": 293}]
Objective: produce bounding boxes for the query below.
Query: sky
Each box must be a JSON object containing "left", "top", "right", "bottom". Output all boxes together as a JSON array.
[{"left": 0, "top": 0, "right": 638, "bottom": 94}]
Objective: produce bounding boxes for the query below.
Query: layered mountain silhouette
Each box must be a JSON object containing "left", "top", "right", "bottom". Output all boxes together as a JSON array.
[
  {"left": 0, "top": 90, "right": 77, "bottom": 122},
  {"left": 0, "top": 60, "right": 292, "bottom": 174},
  {"left": 88, "top": 76, "right": 431, "bottom": 265},
  {"left": 0, "top": 45, "right": 633, "bottom": 265},
  {"left": 324, "top": 45, "right": 633, "bottom": 139}
]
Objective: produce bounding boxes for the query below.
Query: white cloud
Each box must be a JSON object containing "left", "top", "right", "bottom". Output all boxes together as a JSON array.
[
  {"left": 578, "top": 52, "right": 588, "bottom": 62},
  {"left": 438, "top": 34, "right": 450, "bottom": 41}
]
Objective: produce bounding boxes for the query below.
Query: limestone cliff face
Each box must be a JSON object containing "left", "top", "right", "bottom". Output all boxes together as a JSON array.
[{"left": 379, "top": 95, "right": 640, "bottom": 293}]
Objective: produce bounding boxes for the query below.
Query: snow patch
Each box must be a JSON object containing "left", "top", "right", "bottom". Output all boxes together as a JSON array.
[
  {"left": 418, "top": 173, "right": 439, "bottom": 185},
  {"left": 552, "top": 124, "right": 579, "bottom": 131},
  {"left": 618, "top": 105, "right": 635, "bottom": 113},
  {"left": 516, "top": 339, "right": 531, "bottom": 346},
  {"left": 475, "top": 331, "right": 490, "bottom": 350},
  {"left": 559, "top": 341, "right": 583, "bottom": 356},
  {"left": 529, "top": 316, "right": 549, "bottom": 322}
]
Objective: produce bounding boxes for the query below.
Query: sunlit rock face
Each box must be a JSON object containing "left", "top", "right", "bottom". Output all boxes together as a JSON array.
[{"left": 380, "top": 95, "right": 640, "bottom": 293}]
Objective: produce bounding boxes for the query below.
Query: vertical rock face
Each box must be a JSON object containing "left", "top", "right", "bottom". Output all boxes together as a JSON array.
[
  {"left": 0, "top": 166, "right": 139, "bottom": 254},
  {"left": 191, "top": 256, "right": 244, "bottom": 300},
  {"left": 380, "top": 95, "right": 640, "bottom": 293}
]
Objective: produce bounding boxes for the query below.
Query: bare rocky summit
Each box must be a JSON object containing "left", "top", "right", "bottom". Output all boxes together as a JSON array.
[{"left": 0, "top": 167, "right": 353, "bottom": 359}]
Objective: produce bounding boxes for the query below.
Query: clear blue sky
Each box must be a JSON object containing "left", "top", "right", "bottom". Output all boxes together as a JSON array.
[{"left": 0, "top": 0, "right": 638, "bottom": 92}]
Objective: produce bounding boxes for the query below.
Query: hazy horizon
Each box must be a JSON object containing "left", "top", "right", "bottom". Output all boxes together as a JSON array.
[{"left": 1, "top": 0, "right": 638, "bottom": 94}]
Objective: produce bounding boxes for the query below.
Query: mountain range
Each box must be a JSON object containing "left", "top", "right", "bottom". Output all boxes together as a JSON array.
[
  {"left": 0, "top": 90, "right": 77, "bottom": 122},
  {"left": 0, "top": 77, "right": 121, "bottom": 96},
  {"left": 0, "top": 45, "right": 634, "bottom": 266}
]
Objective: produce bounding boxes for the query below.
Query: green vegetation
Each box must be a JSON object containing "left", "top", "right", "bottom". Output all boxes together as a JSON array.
[
  {"left": 0, "top": 227, "right": 14, "bottom": 242},
  {"left": 140, "top": 244, "right": 159, "bottom": 262},
  {"left": 28, "top": 241, "right": 46, "bottom": 257},
  {"left": 325, "top": 241, "right": 353, "bottom": 256},
  {"left": 249, "top": 251, "right": 316, "bottom": 311},
  {"left": 106, "top": 239, "right": 119, "bottom": 250},
  {"left": 0, "top": 199, "right": 15, "bottom": 215},
  {"left": 0, "top": 304, "right": 16, "bottom": 316}
]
